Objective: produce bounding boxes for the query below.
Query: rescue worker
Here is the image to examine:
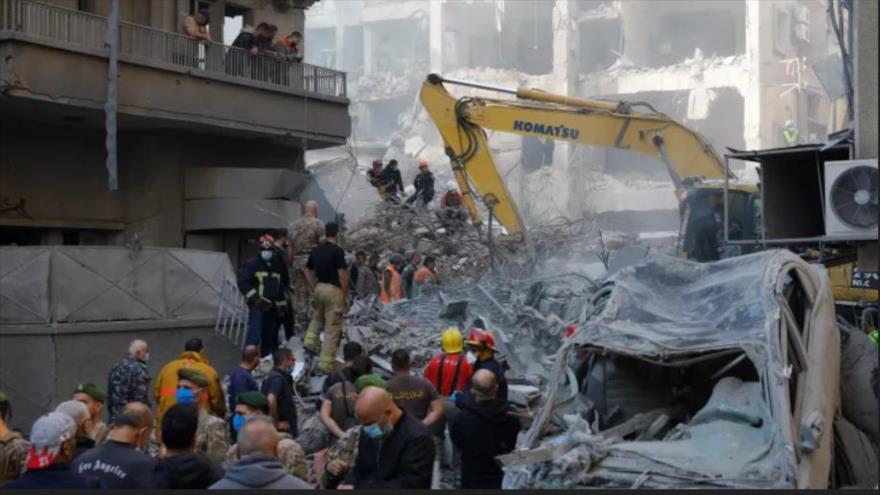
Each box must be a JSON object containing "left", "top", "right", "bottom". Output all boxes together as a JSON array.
[
  {"left": 107, "top": 339, "right": 151, "bottom": 422},
  {"left": 401, "top": 252, "right": 422, "bottom": 299},
  {"left": 380, "top": 254, "right": 405, "bottom": 304},
  {"left": 424, "top": 328, "right": 474, "bottom": 398},
  {"left": 368, "top": 159, "right": 391, "bottom": 200},
  {"left": 239, "top": 233, "right": 290, "bottom": 357},
  {"left": 382, "top": 159, "right": 405, "bottom": 203},
  {"left": 227, "top": 391, "right": 308, "bottom": 481},
  {"left": 406, "top": 160, "right": 435, "bottom": 207},
  {"left": 463, "top": 329, "right": 508, "bottom": 403},
  {"left": 287, "top": 201, "right": 325, "bottom": 335},
  {"left": 303, "top": 222, "right": 350, "bottom": 374},
  {"left": 153, "top": 338, "right": 225, "bottom": 440},
  {"left": 72, "top": 383, "right": 110, "bottom": 445},
  {"left": 783, "top": 119, "right": 799, "bottom": 146},
  {"left": 439, "top": 181, "right": 467, "bottom": 224},
  {"left": 0, "top": 391, "right": 28, "bottom": 485},
  {"left": 355, "top": 254, "right": 381, "bottom": 299},
  {"left": 349, "top": 250, "right": 366, "bottom": 299},
  {"left": 174, "top": 369, "right": 229, "bottom": 466},
  {"left": 413, "top": 256, "right": 439, "bottom": 297}
]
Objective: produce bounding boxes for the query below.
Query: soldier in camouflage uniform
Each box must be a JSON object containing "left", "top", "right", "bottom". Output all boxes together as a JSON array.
[
  {"left": 226, "top": 391, "right": 309, "bottom": 481},
  {"left": 106, "top": 339, "right": 151, "bottom": 422},
  {"left": 72, "top": 383, "right": 111, "bottom": 445},
  {"left": 0, "top": 391, "right": 28, "bottom": 485},
  {"left": 176, "top": 369, "right": 229, "bottom": 465},
  {"left": 322, "top": 425, "right": 361, "bottom": 488},
  {"left": 287, "top": 200, "right": 325, "bottom": 339}
]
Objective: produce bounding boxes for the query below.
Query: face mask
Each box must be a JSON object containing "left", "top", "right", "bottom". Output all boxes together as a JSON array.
[
  {"left": 176, "top": 388, "right": 195, "bottom": 405},
  {"left": 363, "top": 423, "right": 384, "bottom": 440},
  {"left": 465, "top": 351, "right": 477, "bottom": 364},
  {"left": 232, "top": 414, "right": 246, "bottom": 432},
  {"left": 260, "top": 250, "right": 273, "bottom": 261},
  {"left": 142, "top": 352, "right": 150, "bottom": 363}
]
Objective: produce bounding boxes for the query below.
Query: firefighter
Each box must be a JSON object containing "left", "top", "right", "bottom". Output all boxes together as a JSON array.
[
  {"left": 463, "top": 329, "right": 508, "bottom": 403},
  {"left": 239, "top": 234, "right": 290, "bottom": 357}
]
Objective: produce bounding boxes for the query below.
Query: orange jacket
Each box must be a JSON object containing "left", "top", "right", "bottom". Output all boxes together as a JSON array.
[
  {"left": 380, "top": 266, "right": 403, "bottom": 303},
  {"left": 152, "top": 351, "right": 226, "bottom": 428}
]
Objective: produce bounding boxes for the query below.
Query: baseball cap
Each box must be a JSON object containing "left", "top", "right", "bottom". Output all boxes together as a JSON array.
[{"left": 26, "top": 412, "right": 76, "bottom": 469}]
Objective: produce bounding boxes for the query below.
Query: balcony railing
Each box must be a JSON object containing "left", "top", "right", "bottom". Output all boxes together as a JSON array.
[{"left": 0, "top": 0, "right": 347, "bottom": 98}]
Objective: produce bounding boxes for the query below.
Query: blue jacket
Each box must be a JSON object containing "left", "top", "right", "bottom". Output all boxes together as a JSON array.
[{"left": 238, "top": 256, "right": 289, "bottom": 309}]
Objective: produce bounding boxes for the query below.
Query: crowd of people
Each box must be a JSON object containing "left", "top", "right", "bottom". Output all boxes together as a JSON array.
[
  {"left": 367, "top": 158, "right": 468, "bottom": 227},
  {"left": 179, "top": 8, "right": 304, "bottom": 83},
  {"left": 0, "top": 192, "right": 522, "bottom": 490},
  {"left": 0, "top": 326, "right": 518, "bottom": 490}
]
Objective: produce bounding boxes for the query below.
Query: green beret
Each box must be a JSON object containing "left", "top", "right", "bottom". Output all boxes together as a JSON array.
[
  {"left": 177, "top": 368, "right": 210, "bottom": 387},
  {"left": 74, "top": 383, "right": 106, "bottom": 402},
  {"left": 0, "top": 390, "right": 7, "bottom": 404},
  {"left": 354, "top": 374, "right": 387, "bottom": 393},
  {"left": 236, "top": 391, "right": 268, "bottom": 411}
]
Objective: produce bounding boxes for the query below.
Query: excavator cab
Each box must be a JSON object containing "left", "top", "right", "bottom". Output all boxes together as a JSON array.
[{"left": 678, "top": 185, "right": 761, "bottom": 262}]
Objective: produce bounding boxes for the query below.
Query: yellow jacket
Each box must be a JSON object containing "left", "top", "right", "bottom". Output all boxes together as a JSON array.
[{"left": 152, "top": 351, "right": 226, "bottom": 429}]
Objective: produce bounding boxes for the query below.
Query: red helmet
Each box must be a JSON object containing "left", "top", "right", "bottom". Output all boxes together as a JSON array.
[
  {"left": 258, "top": 234, "right": 274, "bottom": 249},
  {"left": 465, "top": 329, "right": 496, "bottom": 351}
]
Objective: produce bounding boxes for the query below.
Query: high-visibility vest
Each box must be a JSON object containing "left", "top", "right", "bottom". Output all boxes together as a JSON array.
[{"left": 380, "top": 266, "right": 402, "bottom": 303}]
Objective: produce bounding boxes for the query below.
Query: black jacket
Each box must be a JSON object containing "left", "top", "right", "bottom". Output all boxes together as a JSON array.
[
  {"left": 154, "top": 452, "right": 224, "bottom": 489},
  {"left": 449, "top": 396, "right": 521, "bottom": 489},
  {"left": 1, "top": 464, "right": 101, "bottom": 490},
  {"left": 331, "top": 411, "right": 434, "bottom": 489},
  {"left": 413, "top": 171, "right": 435, "bottom": 202},
  {"left": 238, "top": 256, "right": 289, "bottom": 308},
  {"left": 261, "top": 368, "right": 299, "bottom": 437},
  {"left": 382, "top": 166, "right": 404, "bottom": 194}
]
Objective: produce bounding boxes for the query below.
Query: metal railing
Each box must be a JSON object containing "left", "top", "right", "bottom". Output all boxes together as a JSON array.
[{"left": 0, "top": 0, "right": 347, "bottom": 98}]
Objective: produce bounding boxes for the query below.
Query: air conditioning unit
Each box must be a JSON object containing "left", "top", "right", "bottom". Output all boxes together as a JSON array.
[{"left": 824, "top": 159, "right": 879, "bottom": 238}]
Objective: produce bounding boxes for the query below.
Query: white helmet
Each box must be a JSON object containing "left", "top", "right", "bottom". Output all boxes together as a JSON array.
[{"left": 446, "top": 180, "right": 457, "bottom": 191}]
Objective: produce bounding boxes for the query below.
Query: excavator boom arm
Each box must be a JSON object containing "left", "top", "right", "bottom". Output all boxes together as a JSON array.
[{"left": 419, "top": 74, "right": 729, "bottom": 236}]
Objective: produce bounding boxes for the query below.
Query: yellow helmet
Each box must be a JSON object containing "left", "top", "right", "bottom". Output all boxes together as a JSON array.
[{"left": 440, "top": 327, "right": 464, "bottom": 354}]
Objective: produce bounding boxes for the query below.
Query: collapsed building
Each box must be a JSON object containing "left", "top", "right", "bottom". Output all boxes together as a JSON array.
[{"left": 305, "top": 0, "right": 846, "bottom": 234}]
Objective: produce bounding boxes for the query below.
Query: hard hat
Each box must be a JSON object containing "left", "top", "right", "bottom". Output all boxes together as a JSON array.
[
  {"left": 390, "top": 254, "right": 405, "bottom": 266},
  {"left": 785, "top": 119, "right": 795, "bottom": 128},
  {"left": 258, "top": 234, "right": 274, "bottom": 249},
  {"left": 441, "top": 327, "right": 464, "bottom": 354},
  {"left": 418, "top": 159, "right": 429, "bottom": 169},
  {"left": 446, "top": 181, "right": 457, "bottom": 191},
  {"left": 466, "top": 329, "right": 496, "bottom": 351}
]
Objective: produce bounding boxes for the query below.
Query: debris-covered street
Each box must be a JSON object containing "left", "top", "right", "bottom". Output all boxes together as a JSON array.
[{"left": 0, "top": 0, "right": 877, "bottom": 492}]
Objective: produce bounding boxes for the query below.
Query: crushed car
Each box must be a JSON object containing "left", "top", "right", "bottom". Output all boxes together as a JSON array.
[{"left": 500, "top": 249, "right": 842, "bottom": 489}]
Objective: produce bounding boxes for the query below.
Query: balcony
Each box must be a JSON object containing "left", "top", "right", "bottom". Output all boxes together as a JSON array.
[{"left": 0, "top": 0, "right": 350, "bottom": 147}]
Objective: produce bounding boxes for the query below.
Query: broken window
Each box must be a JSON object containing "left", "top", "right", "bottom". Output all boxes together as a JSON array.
[
  {"left": 577, "top": 17, "right": 620, "bottom": 73},
  {"left": 498, "top": 0, "right": 553, "bottom": 75},
  {"left": 568, "top": 348, "right": 760, "bottom": 438}
]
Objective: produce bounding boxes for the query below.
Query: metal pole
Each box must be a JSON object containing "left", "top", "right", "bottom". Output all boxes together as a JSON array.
[
  {"left": 104, "top": 0, "right": 119, "bottom": 191},
  {"left": 487, "top": 204, "right": 495, "bottom": 274}
]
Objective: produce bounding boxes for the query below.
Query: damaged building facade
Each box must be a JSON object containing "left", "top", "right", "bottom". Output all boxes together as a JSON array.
[
  {"left": 305, "top": 0, "right": 845, "bottom": 231},
  {"left": 0, "top": 0, "right": 350, "bottom": 267}
]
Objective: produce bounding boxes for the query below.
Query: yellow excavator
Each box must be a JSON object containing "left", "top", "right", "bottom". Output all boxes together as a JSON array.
[{"left": 419, "top": 73, "right": 877, "bottom": 309}]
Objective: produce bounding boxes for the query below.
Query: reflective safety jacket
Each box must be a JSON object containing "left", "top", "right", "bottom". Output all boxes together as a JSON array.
[
  {"left": 239, "top": 256, "right": 289, "bottom": 309},
  {"left": 380, "top": 266, "right": 402, "bottom": 304}
]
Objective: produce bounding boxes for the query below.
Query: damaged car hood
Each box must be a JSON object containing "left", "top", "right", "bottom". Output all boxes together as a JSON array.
[{"left": 503, "top": 250, "right": 837, "bottom": 489}]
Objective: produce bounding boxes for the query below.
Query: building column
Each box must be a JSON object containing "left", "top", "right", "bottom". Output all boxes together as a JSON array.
[
  {"left": 854, "top": 0, "right": 878, "bottom": 159},
  {"left": 741, "top": 0, "right": 763, "bottom": 150},
  {"left": 429, "top": 0, "right": 443, "bottom": 73},
  {"left": 210, "top": 0, "right": 225, "bottom": 44}
]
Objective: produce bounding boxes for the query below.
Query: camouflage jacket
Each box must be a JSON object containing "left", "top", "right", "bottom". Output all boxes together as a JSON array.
[
  {"left": 323, "top": 425, "right": 361, "bottom": 488},
  {"left": 225, "top": 432, "right": 309, "bottom": 482},
  {"left": 0, "top": 431, "right": 29, "bottom": 485},
  {"left": 196, "top": 409, "right": 229, "bottom": 466},
  {"left": 287, "top": 216, "right": 325, "bottom": 257},
  {"left": 106, "top": 357, "right": 151, "bottom": 422}
]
